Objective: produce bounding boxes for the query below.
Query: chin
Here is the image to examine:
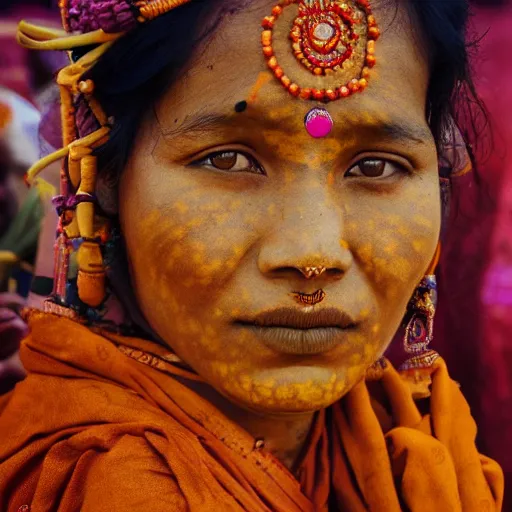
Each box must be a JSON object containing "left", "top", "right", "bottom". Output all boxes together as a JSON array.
[{"left": 219, "top": 364, "right": 361, "bottom": 415}]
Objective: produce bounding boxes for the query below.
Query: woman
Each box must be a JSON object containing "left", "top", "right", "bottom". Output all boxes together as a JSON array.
[{"left": 0, "top": 0, "right": 504, "bottom": 510}]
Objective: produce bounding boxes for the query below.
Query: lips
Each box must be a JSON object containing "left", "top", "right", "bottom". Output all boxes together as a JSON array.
[{"left": 234, "top": 307, "right": 357, "bottom": 355}]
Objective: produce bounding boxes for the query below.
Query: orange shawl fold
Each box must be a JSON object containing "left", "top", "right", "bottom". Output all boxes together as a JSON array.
[{"left": 0, "top": 312, "right": 504, "bottom": 511}]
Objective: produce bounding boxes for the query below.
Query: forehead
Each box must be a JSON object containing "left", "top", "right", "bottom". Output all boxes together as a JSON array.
[{"left": 157, "top": 0, "right": 429, "bottom": 134}]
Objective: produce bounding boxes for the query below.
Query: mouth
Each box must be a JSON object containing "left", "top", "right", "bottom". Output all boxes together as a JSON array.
[{"left": 234, "top": 307, "right": 358, "bottom": 355}]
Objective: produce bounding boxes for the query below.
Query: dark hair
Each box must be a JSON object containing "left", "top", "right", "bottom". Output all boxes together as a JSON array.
[{"left": 88, "top": 0, "right": 483, "bottom": 180}]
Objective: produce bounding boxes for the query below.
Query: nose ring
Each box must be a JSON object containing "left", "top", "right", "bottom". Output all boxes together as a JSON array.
[
  {"left": 291, "top": 289, "right": 326, "bottom": 306},
  {"left": 300, "top": 265, "right": 327, "bottom": 279}
]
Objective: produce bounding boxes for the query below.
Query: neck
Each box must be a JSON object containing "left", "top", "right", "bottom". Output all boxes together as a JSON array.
[{"left": 177, "top": 377, "right": 315, "bottom": 471}]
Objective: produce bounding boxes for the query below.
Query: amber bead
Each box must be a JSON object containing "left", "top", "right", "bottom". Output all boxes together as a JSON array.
[
  {"left": 366, "top": 55, "right": 377, "bottom": 67},
  {"left": 325, "top": 89, "right": 338, "bottom": 101},
  {"left": 261, "top": 30, "right": 272, "bottom": 46},
  {"left": 313, "top": 67, "right": 323, "bottom": 76},
  {"left": 312, "top": 88, "right": 325, "bottom": 101},
  {"left": 263, "top": 46, "right": 273, "bottom": 57},
  {"left": 361, "top": 66, "right": 371, "bottom": 78},
  {"left": 368, "top": 14, "right": 377, "bottom": 27},
  {"left": 262, "top": 16, "right": 275, "bottom": 29},
  {"left": 272, "top": 5, "right": 282, "bottom": 15},
  {"left": 339, "top": 86, "right": 350, "bottom": 97},
  {"left": 281, "top": 75, "right": 291, "bottom": 88},
  {"left": 367, "top": 40, "right": 375, "bottom": 54},
  {"left": 348, "top": 79, "right": 360, "bottom": 92},
  {"left": 359, "top": 78, "right": 368, "bottom": 90},
  {"left": 368, "top": 26, "right": 380, "bottom": 40},
  {"left": 267, "top": 56, "right": 278, "bottom": 69},
  {"left": 299, "top": 88, "right": 312, "bottom": 99},
  {"left": 289, "top": 83, "right": 300, "bottom": 96},
  {"left": 274, "top": 66, "right": 284, "bottom": 79}
]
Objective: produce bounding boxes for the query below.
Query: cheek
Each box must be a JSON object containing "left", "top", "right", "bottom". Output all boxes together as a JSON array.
[
  {"left": 119, "top": 162, "right": 272, "bottom": 349},
  {"left": 347, "top": 179, "right": 440, "bottom": 330}
]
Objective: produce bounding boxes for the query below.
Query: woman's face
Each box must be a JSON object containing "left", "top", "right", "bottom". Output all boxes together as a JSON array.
[{"left": 120, "top": 0, "right": 440, "bottom": 414}]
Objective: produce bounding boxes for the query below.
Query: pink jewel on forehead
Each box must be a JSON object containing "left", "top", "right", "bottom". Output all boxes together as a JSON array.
[{"left": 304, "top": 107, "right": 333, "bottom": 138}]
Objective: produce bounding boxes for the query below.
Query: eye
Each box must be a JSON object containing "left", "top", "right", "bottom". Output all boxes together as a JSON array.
[
  {"left": 194, "top": 151, "right": 265, "bottom": 175},
  {"left": 345, "top": 158, "right": 406, "bottom": 179}
]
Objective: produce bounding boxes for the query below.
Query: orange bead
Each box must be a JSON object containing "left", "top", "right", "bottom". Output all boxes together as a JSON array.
[
  {"left": 339, "top": 86, "right": 350, "bottom": 97},
  {"left": 368, "top": 26, "right": 380, "bottom": 40},
  {"left": 312, "top": 89, "right": 325, "bottom": 101},
  {"left": 299, "top": 88, "right": 312, "bottom": 100},
  {"left": 359, "top": 78, "right": 368, "bottom": 90},
  {"left": 313, "top": 67, "right": 323, "bottom": 76},
  {"left": 362, "top": 66, "right": 371, "bottom": 78},
  {"left": 263, "top": 45, "right": 273, "bottom": 57},
  {"left": 290, "top": 27, "right": 301, "bottom": 40},
  {"left": 261, "top": 30, "right": 272, "bottom": 46},
  {"left": 368, "top": 15, "right": 377, "bottom": 27},
  {"left": 281, "top": 75, "right": 291, "bottom": 88},
  {"left": 325, "top": 89, "right": 338, "bottom": 101},
  {"left": 289, "top": 83, "right": 300, "bottom": 96},
  {"left": 274, "top": 66, "right": 284, "bottom": 78},
  {"left": 366, "top": 54, "right": 377, "bottom": 67},
  {"left": 272, "top": 5, "right": 283, "bottom": 16},
  {"left": 268, "top": 56, "right": 278, "bottom": 69},
  {"left": 78, "top": 79, "right": 95, "bottom": 94},
  {"left": 367, "top": 40, "right": 375, "bottom": 54},
  {"left": 348, "top": 79, "right": 360, "bottom": 92},
  {"left": 262, "top": 16, "right": 275, "bottom": 29}
]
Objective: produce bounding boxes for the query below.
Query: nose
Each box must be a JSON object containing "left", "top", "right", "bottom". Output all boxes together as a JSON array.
[{"left": 258, "top": 189, "right": 353, "bottom": 282}]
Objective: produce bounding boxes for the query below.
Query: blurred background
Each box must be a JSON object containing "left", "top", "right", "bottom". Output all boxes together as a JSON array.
[{"left": 0, "top": 0, "right": 511, "bottom": 507}]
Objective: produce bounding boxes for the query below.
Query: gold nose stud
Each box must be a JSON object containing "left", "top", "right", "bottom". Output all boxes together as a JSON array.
[{"left": 300, "top": 266, "right": 327, "bottom": 279}]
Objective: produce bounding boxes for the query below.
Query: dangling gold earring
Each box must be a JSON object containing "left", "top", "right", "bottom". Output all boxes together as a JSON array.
[{"left": 399, "top": 244, "right": 441, "bottom": 394}]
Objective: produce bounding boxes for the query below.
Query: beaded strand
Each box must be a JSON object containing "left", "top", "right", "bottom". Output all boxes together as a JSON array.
[{"left": 261, "top": 0, "right": 380, "bottom": 102}]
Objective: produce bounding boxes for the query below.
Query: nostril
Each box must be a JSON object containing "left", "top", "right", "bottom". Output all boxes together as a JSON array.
[{"left": 326, "top": 268, "right": 344, "bottom": 279}]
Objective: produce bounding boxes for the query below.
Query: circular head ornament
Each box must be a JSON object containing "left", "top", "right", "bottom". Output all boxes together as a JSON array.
[{"left": 262, "top": 0, "right": 379, "bottom": 102}]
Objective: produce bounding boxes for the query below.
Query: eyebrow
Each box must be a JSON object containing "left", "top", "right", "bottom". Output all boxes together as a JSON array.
[{"left": 161, "top": 109, "right": 432, "bottom": 146}]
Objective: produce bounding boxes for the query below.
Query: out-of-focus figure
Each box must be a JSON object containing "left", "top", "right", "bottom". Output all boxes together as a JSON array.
[{"left": 0, "top": 2, "right": 62, "bottom": 393}]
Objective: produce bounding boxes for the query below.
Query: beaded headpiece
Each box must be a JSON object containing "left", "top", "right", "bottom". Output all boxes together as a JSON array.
[
  {"left": 261, "top": 0, "right": 379, "bottom": 137},
  {"left": 17, "top": 1, "right": 192, "bottom": 320},
  {"left": 18, "top": 0, "right": 378, "bottom": 323}
]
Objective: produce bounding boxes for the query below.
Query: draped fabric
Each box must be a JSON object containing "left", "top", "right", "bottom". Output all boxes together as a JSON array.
[{"left": 0, "top": 312, "right": 503, "bottom": 511}]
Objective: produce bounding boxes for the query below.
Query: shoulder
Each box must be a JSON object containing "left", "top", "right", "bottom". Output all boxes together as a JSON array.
[{"left": 80, "top": 435, "right": 188, "bottom": 511}]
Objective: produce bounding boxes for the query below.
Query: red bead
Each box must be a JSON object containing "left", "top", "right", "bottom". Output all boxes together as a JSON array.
[
  {"left": 289, "top": 83, "right": 300, "bottom": 96},
  {"left": 299, "top": 88, "right": 312, "bottom": 100},
  {"left": 366, "top": 54, "right": 377, "bottom": 67},
  {"left": 325, "top": 89, "right": 338, "bottom": 101},
  {"left": 339, "top": 86, "right": 350, "bottom": 97},
  {"left": 348, "top": 79, "right": 360, "bottom": 92},
  {"left": 272, "top": 5, "right": 282, "bottom": 16},
  {"left": 312, "top": 89, "right": 325, "bottom": 101},
  {"left": 368, "top": 26, "right": 380, "bottom": 40},
  {"left": 262, "top": 16, "right": 275, "bottom": 29}
]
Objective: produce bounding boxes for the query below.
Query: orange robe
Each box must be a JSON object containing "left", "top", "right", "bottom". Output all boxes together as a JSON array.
[{"left": 0, "top": 312, "right": 504, "bottom": 511}]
